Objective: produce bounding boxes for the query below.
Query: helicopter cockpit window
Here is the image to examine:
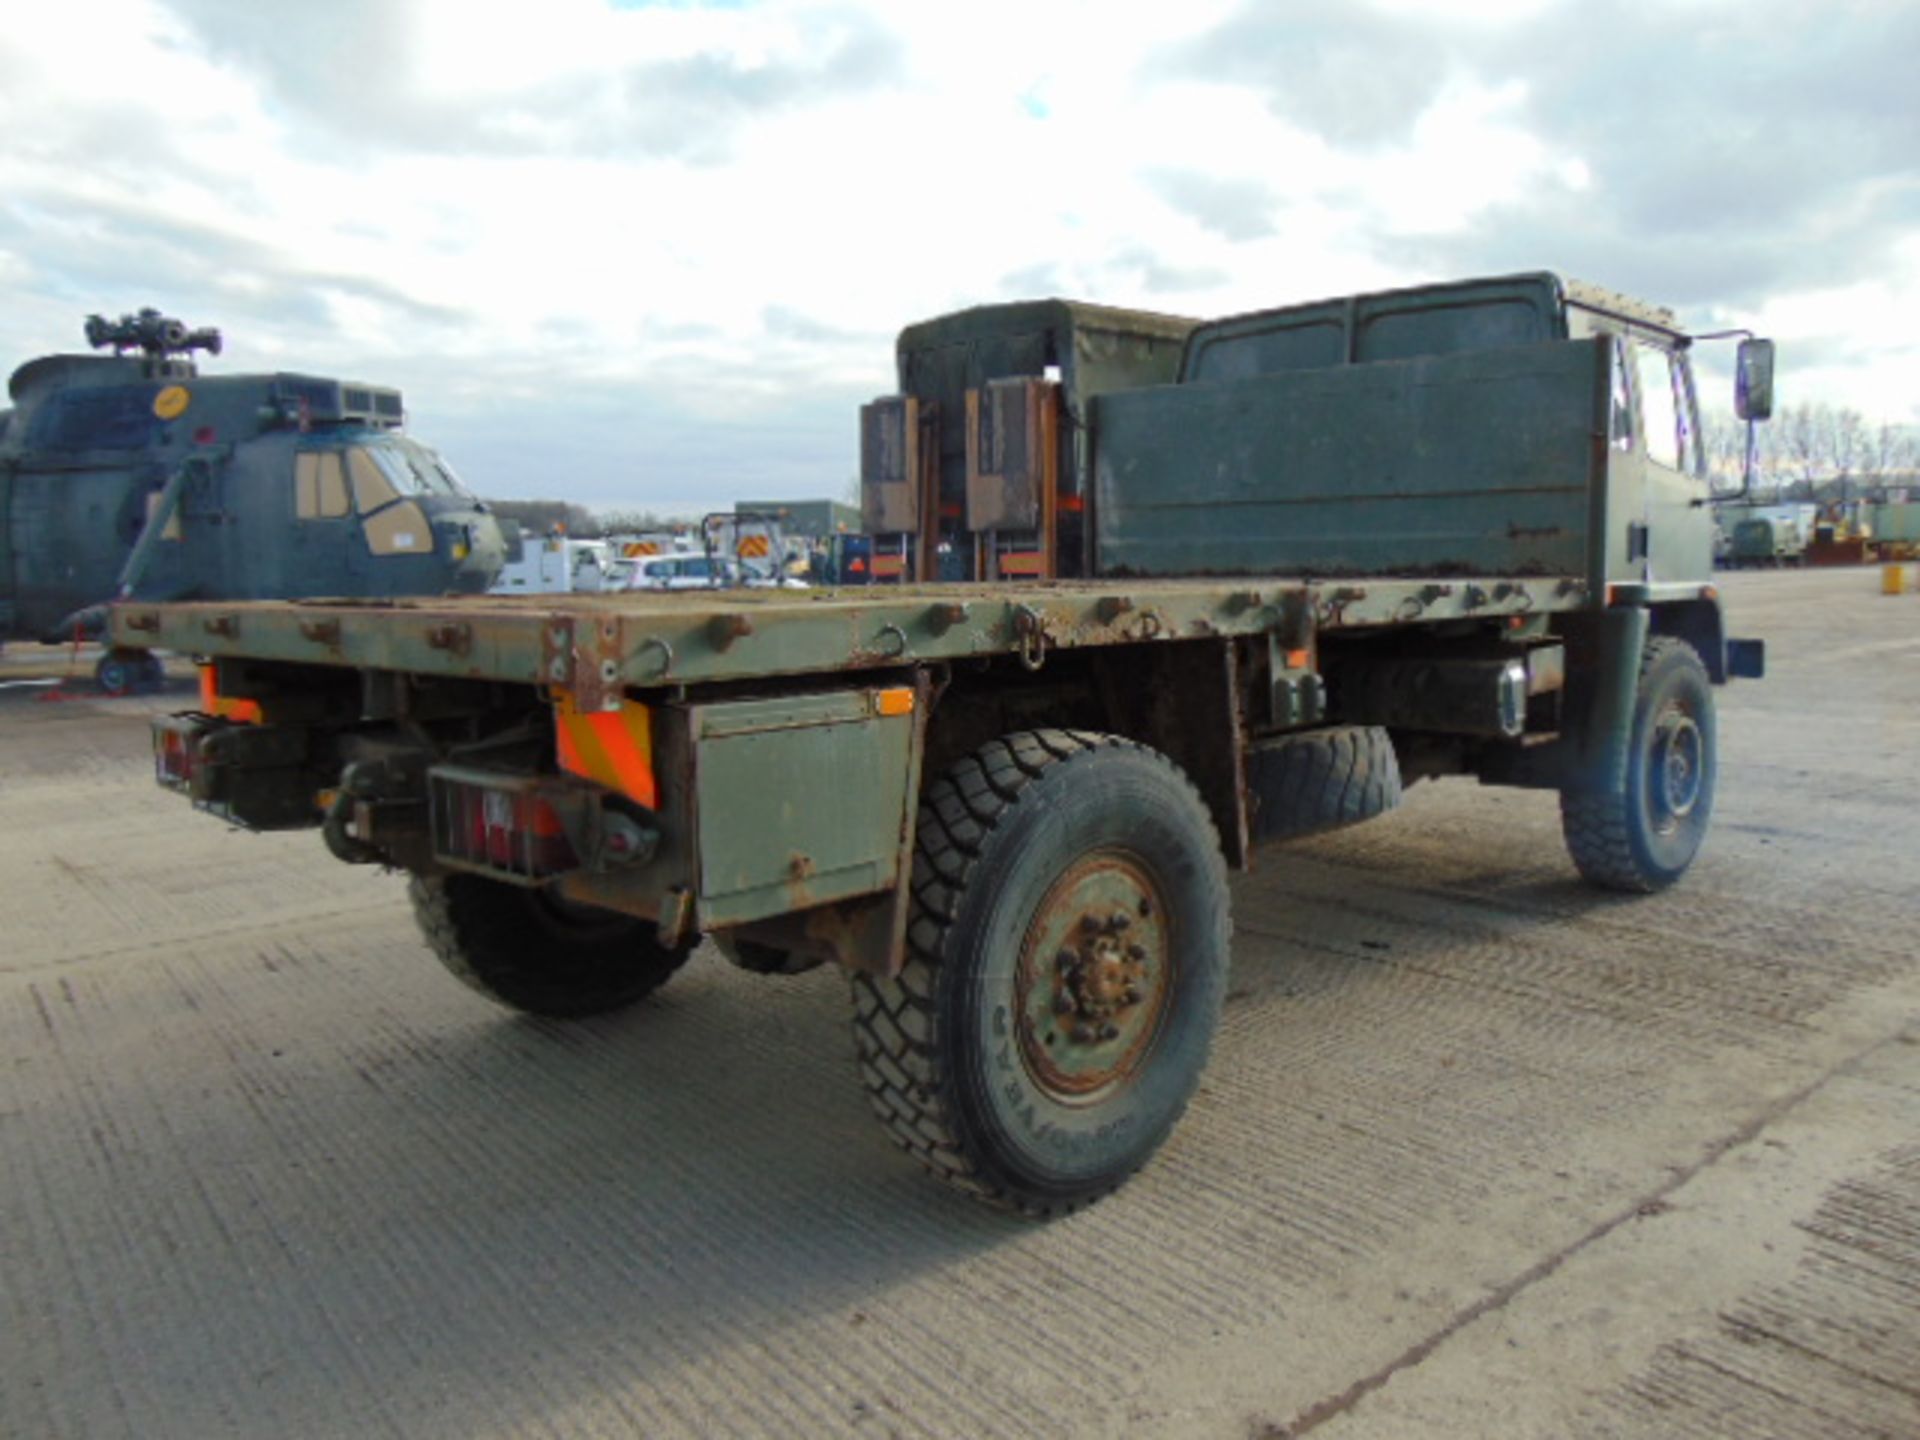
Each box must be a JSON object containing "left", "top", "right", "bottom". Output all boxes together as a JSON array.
[
  {"left": 350, "top": 440, "right": 470, "bottom": 501},
  {"left": 343, "top": 444, "right": 437, "bottom": 554},
  {"left": 392, "top": 440, "right": 470, "bottom": 497},
  {"left": 295, "top": 451, "right": 350, "bottom": 519},
  {"left": 348, "top": 448, "right": 402, "bottom": 514}
]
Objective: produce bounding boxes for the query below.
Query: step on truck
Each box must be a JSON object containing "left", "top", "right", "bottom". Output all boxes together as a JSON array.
[{"left": 121, "top": 273, "right": 1772, "bottom": 1216}]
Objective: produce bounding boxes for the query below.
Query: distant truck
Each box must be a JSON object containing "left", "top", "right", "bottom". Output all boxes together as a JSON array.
[
  {"left": 122, "top": 273, "right": 1770, "bottom": 1216},
  {"left": 1727, "top": 516, "right": 1805, "bottom": 567},
  {"left": 488, "top": 535, "right": 615, "bottom": 595},
  {"left": 1866, "top": 501, "right": 1920, "bottom": 559}
]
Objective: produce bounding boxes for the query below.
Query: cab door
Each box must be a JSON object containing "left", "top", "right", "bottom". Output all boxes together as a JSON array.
[{"left": 1629, "top": 339, "right": 1713, "bottom": 584}]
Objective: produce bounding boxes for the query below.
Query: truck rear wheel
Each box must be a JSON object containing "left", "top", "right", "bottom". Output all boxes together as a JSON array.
[
  {"left": 850, "top": 730, "right": 1230, "bottom": 1216},
  {"left": 409, "top": 874, "right": 693, "bottom": 1018},
  {"left": 1560, "top": 636, "right": 1716, "bottom": 893}
]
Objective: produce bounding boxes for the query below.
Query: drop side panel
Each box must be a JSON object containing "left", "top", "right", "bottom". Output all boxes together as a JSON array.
[{"left": 1093, "top": 339, "right": 1604, "bottom": 579}]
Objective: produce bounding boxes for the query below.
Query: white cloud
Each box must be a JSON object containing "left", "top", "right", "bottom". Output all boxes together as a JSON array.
[{"left": 2, "top": 0, "right": 1915, "bottom": 508}]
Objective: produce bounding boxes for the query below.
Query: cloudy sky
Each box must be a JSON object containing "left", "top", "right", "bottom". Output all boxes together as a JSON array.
[{"left": 3, "top": 0, "right": 1915, "bottom": 512}]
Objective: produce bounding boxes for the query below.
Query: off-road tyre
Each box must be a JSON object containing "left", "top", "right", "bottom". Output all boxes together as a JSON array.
[
  {"left": 409, "top": 873, "right": 693, "bottom": 1018},
  {"left": 1248, "top": 724, "right": 1403, "bottom": 842},
  {"left": 1560, "top": 636, "right": 1716, "bottom": 893},
  {"left": 850, "top": 730, "right": 1230, "bottom": 1217}
]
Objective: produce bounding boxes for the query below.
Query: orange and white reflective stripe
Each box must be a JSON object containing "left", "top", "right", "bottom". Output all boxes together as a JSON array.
[
  {"left": 736, "top": 533, "right": 772, "bottom": 558},
  {"left": 553, "top": 691, "right": 657, "bottom": 809},
  {"left": 197, "top": 664, "right": 262, "bottom": 724}
]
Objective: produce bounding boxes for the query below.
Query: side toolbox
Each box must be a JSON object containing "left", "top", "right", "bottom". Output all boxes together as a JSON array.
[{"left": 686, "top": 685, "right": 921, "bottom": 930}]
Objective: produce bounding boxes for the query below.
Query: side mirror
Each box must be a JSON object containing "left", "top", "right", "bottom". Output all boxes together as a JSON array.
[{"left": 1735, "top": 338, "right": 1775, "bottom": 422}]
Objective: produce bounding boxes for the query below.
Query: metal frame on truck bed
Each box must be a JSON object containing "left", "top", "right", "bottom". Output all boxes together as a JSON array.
[{"left": 119, "top": 272, "right": 1774, "bottom": 1216}]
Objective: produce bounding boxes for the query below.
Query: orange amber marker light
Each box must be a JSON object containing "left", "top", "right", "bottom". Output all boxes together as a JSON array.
[
  {"left": 1283, "top": 648, "right": 1311, "bottom": 670},
  {"left": 197, "top": 664, "right": 263, "bottom": 723},
  {"left": 875, "top": 687, "right": 915, "bottom": 717}
]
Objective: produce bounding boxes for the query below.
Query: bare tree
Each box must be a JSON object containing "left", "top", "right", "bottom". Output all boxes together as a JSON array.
[
  {"left": 1831, "top": 407, "right": 1867, "bottom": 502},
  {"left": 1867, "top": 422, "right": 1920, "bottom": 491}
]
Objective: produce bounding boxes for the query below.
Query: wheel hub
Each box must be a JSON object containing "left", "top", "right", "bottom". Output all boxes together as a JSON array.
[
  {"left": 1650, "top": 705, "right": 1704, "bottom": 832},
  {"left": 1017, "top": 855, "right": 1171, "bottom": 1100}
]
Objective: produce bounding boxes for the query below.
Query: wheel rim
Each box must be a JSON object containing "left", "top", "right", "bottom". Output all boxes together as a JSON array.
[
  {"left": 97, "top": 660, "right": 130, "bottom": 695},
  {"left": 1014, "top": 851, "right": 1172, "bottom": 1104},
  {"left": 1647, "top": 702, "right": 1705, "bottom": 835}
]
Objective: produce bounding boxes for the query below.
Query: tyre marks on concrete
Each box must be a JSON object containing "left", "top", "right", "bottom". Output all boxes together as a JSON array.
[{"left": 1606, "top": 1143, "right": 1920, "bottom": 1435}]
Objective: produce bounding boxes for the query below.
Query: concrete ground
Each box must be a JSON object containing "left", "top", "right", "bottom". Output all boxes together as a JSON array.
[{"left": 3, "top": 567, "right": 1917, "bottom": 1439}]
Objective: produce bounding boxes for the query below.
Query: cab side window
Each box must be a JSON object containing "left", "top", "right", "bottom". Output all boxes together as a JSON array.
[
  {"left": 1609, "top": 340, "right": 1634, "bottom": 451},
  {"left": 1634, "top": 342, "right": 1687, "bottom": 472}
]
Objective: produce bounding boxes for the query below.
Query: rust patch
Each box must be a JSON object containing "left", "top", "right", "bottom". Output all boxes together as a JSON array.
[{"left": 425, "top": 622, "right": 471, "bottom": 657}]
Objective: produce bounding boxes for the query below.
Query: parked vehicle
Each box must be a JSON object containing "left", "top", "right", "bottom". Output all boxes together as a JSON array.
[
  {"left": 489, "top": 536, "right": 615, "bottom": 594},
  {"left": 616, "top": 553, "right": 807, "bottom": 591},
  {"left": 1728, "top": 516, "right": 1804, "bottom": 567},
  {"left": 0, "top": 308, "right": 504, "bottom": 691},
  {"left": 124, "top": 272, "right": 1770, "bottom": 1216}
]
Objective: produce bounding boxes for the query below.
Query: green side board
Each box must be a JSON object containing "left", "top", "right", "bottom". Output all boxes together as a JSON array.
[{"left": 1094, "top": 339, "right": 1603, "bottom": 579}]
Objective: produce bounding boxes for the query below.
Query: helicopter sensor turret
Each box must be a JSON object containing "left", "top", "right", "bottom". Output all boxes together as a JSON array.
[{"left": 83, "top": 308, "right": 223, "bottom": 360}]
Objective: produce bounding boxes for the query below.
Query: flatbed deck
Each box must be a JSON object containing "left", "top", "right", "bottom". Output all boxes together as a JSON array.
[{"left": 112, "top": 573, "right": 1592, "bottom": 703}]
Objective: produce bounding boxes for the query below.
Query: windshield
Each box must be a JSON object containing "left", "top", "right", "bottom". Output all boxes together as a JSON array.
[{"left": 361, "top": 438, "right": 475, "bottom": 499}]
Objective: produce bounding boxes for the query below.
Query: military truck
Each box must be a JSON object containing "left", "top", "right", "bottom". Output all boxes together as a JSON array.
[{"left": 120, "top": 273, "right": 1771, "bottom": 1216}]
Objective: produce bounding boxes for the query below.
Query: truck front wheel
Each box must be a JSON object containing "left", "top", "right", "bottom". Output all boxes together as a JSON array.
[
  {"left": 850, "top": 730, "right": 1230, "bottom": 1216},
  {"left": 1560, "top": 637, "right": 1717, "bottom": 893},
  {"left": 409, "top": 874, "right": 693, "bottom": 1017}
]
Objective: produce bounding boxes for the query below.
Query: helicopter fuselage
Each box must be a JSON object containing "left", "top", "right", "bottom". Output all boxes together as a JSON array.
[{"left": 0, "top": 351, "right": 504, "bottom": 644}]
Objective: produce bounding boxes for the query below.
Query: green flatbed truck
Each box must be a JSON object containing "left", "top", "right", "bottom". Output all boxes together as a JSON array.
[{"left": 119, "top": 273, "right": 1773, "bottom": 1215}]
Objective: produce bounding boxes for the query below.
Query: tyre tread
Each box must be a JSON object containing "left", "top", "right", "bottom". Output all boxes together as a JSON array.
[
  {"left": 1251, "top": 724, "right": 1403, "bottom": 842},
  {"left": 1559, "top": 636, "right": 1708, "bottom": 893},
  {"left": 849, "top": 728, "right": 1222, "bottom": 1217},
  {"left": 409, "top": 874, "right": 691, "bottom": 1018}
]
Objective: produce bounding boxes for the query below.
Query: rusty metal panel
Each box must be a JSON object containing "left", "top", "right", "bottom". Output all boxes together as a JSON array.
[
  {"left": 965, "top": 378, "right": 1056, "bottom": 532},
  {"left": 113, "top": 576, "right": 1592, "bottom": 694},
  {"left": 860, "top": 395, "right": 922, "bottom": 534},
  {"left": 690, "top": 688, "right": 917, "bottom": 929}
]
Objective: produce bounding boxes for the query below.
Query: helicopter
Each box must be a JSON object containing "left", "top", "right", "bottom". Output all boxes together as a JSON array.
[{"left": 0, "top": 308, "right": 507, "bottom": 691}]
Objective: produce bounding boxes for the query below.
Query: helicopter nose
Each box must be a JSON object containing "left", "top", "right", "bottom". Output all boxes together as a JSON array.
[{"left": 446, "top": 513, "right": 508, "bottom": 592}]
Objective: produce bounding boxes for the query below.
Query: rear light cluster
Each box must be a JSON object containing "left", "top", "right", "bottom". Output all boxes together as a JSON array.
[
  {"left": 429, "top": 766, "right": 583, "bottom": 882},
  {"left": 152, "top": 715, "right": 212, "bottom": 794}
]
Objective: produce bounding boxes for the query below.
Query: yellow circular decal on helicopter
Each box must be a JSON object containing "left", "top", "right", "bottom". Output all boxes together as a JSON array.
[{"left": 153, "top": 385, "right": 191, "bottom": 420}]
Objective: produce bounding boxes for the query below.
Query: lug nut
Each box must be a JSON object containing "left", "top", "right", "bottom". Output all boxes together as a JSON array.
[
  {"left": 1127, "top": 943, "right": 1146, "bottom": 961},
  {"left": 1123, "top": 987, "right": 1142, "bottom": 1006},
  {"left": 1101, "top": 1023, "right": 1120, "bottom": 1041},
  {"left": 1109, "top": 911, "right": 1132, "bottom": 931},
  {"left": 1071, "top": 1024, "right": 1095, "bottom": 1045}
]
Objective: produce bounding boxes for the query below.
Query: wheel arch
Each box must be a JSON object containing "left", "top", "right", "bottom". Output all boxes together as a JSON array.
[
  {"left": 921, "top": 638, "right": 1251, "bottom": 869},
  {"left": 1650, "top": 596, "right": 1727, "bottom": 683}
]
